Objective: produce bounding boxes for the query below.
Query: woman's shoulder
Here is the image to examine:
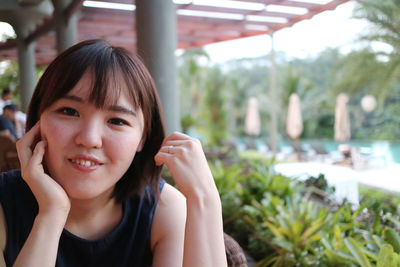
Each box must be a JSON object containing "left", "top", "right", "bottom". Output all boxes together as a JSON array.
[
  {"left": 154, "top": 182, "right": 186, "bottom": 227},
  {"left": 153, "top": 182, "right": 186, "bottom": 226},
  {"left": 159, "top": 183, "right": 185, "bottom": 208},
  {"left": 150, "top": 183, "right": 186, "bottom": 255}
]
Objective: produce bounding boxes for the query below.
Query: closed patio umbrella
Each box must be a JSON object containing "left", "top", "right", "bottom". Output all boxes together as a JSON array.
[
  {"left": 334, "top": 93, "right": 351, "bottom": 142},
  {"left": 286, "top": 93, "right": 303, "bottom": 140},
  {"left": 245, "top": 97, "right": 261, "bottom": 136}
]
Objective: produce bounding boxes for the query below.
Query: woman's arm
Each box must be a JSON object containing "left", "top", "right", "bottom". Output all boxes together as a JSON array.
[
  {"left": 1, "top": 204, "right": 7, "bottom": 267},
  {"left": 151, "top": 183, "right": 186, "bottom": 267},
  {"left": 13, "top": 123, "right": 70, "bottom": 267},
  {"left": 154, "top": 132, "right": 227, "bottom": 267}
]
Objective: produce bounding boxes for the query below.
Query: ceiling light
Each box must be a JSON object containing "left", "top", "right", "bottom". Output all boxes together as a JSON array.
[
  {"left": 83, "top": 1, "right": 135, "bottom": 11},
  {"left": 173, "top": 0, "right": 192, "bottom": 4},
  {"left": 266, "top": 5, "right": 308, "bottom": 15},
  {"left": 288, "top": 0, "right": 331, "bottom": 4},
  {"left": 177, "top": 9, "right": 244, "bottom": 20},
  {"left": 245, "top": 24, "right": 269, "bottom": 31},
  {"left": 192, "top": 0, "right": 265, "bottom": 11},
  {"left": 246, "top": 15, "right": 287, "bottom": 24}
]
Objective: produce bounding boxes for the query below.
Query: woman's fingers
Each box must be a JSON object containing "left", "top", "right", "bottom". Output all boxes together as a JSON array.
[
  {"left": 155, "top": 132, "right": 216, "bottom": 198},
  {"left": 155, "top": 138, "right": 195, "bottom": 165},
  {"left": 30, "top": 141, "right": 47, "bottom": 171},
  {"left": 16, "top": 122, "right": 41, "bottom": 169}
]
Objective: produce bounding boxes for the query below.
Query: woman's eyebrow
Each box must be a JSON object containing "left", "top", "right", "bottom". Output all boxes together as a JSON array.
[{"left": 108, "top": 105, "right": 137, "bottom": 117}]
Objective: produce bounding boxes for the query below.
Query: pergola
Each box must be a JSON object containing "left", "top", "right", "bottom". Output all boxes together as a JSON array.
[
  {"left": 0, "top": 0, "right": 351, "bottom": 148},
  {"left": 0, "top": 0, "right": 351, "bottom": 65}
]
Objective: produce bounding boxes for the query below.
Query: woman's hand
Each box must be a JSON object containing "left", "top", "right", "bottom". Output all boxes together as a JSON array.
[
  {"left": 154, "top": 132, "right": 218, "bottom": 200},
  {"left": 154, "top": 132, "right": 227, "bottom": 266},
  {"left": 16, "top": 122, "right": 70, "bottom": 219}
]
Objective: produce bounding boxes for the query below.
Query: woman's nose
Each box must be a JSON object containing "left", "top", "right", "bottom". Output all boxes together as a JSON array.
[{"left": 74, "top": 120, "right": 103, "bottom": 149}]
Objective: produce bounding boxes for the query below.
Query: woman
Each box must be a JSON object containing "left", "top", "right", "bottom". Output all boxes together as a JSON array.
[{"left": 0, "top": 40, "right": 227, "bottom": 267}]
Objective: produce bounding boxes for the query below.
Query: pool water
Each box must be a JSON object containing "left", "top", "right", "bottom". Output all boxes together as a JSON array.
[
  {"left": 238, "top": 138, "right": 400, "bottom": 164},
  {"left": 287, "top": 140, "right": 400, "bottom": 164}
]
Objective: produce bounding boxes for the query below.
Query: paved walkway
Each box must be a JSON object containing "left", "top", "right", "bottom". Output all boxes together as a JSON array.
[
  {"left": 353, "top": 164, "right": 400, "bottom": 194},
  {"left": 274, "top": 161, "right": 400, "bottom": 206}
]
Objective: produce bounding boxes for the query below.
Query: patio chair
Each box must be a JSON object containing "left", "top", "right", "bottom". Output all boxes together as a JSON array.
[
  {"left": 290, "top": 141, "right": 308, "bottom": 161},
  {"left": 0, "top": 135, "right": 18, "bottom": 172},
  {"left": 351, "top": 147, "right": 369, "bottom": 170}
]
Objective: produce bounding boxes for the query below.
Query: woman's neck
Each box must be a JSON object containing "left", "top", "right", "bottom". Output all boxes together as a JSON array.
[{"left": 65, "top": 192, "right": 123, "bottom": 240}]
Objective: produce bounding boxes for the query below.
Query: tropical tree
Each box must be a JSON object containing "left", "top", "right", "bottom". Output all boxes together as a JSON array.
[
  {"left": 198, "top": 66, "right": 229, "bottom": 145},
  {"left": 177, "top": 48, "right": 210, "bottom": 132},
  {"left": 332, "top": 0, "right": 400, "bottom": 104}
]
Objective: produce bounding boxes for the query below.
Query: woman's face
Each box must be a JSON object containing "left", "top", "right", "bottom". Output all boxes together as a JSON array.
[{"left": 40, "top": 72, "right": 144, "bottom": 201}]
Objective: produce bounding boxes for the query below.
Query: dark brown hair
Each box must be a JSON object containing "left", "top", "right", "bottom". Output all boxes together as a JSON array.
[{"left": 26, "top": 39, "right": 165, "bottom": 202}]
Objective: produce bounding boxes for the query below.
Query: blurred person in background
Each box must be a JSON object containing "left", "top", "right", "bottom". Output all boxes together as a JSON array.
[
  {"left": 0, "top": 104, "right": 19, "bottom": 141},
  {"left": 0, "top": 88, "right": 13, "bottom": 115}
]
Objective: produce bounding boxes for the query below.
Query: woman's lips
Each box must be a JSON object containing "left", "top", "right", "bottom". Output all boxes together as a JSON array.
[{"left": 68, "top": 155, "right": 103, "bottom": 171}]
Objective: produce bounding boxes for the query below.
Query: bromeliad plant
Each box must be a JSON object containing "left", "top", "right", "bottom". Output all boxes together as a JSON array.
[{"left": 247, "top": 195, "right": 333, "bottom": 266}]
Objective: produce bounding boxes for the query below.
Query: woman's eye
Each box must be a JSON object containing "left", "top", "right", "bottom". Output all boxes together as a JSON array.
[
  {"left": 108, "top": 118, "right": 128, "bottom": 126},
  {"left": 58, "top": 107, "right": 79, "bottom": 117}
]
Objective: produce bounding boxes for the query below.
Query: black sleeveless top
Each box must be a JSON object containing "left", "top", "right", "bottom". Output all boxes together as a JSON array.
[{"left": 0, "top": 170, "right": 164, "bottom": 267}]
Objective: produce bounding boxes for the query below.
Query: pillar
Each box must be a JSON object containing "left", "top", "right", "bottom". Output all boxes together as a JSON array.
[
  {"left": 135, "top": 0, "right": 180, "bottom": 134},
  {"left": 52, "top": 0, "right": 78, "bottom": 53},
  {"left": 269, "top": 32, "right": 278, "bottom": 155},
  {"left": 17, "top": 39, "right": 36, "bottom": 112}
]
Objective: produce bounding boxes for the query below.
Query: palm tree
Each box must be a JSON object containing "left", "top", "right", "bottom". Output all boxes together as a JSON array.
[{"left": 332, "top": 0, "right": 400, "bottom": 104}]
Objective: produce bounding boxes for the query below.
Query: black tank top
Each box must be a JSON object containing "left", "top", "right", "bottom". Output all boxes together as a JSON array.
[{"left": 0, "top": 170, "right": 164, "bottom": 267}]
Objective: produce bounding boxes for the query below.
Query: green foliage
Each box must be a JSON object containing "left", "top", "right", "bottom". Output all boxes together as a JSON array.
[
  {"left": 210, "top": 153, "right": 400, "bottom": 266},
  {"left": 177, "top": 48, "right": 209, "bottom": 118},
  {"left": 180, "top": 113, "right": 195, "bottom": 134},
  {"left": 198, "top": 67, "right": 229, "bottom": 145},
  {"left": 359, "top": 185, "right": 400, "bottom": 215},
  {"left": 303, "top": 174, "right": 335, "bottom": 195},
  {"left": 0, "top": 61, "right": 19, "bottom": 96},
  {"left": 256, "top": 198, "right": 332, "bottom": 266}
]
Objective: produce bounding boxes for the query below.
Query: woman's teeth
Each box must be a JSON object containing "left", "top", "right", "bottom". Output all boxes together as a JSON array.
[{"left": 71, "top": 159, "right": 97, "bottom": 166}]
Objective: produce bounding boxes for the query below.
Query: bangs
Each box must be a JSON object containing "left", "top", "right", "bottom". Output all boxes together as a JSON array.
[{"left": 88, "top": 64, "right": 141, "bottom": 112}]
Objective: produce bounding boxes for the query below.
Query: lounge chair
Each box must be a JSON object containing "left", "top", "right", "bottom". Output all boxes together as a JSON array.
[
  {"left": 290, "top": 141, "right": 308, "bottom": 161},
  {"left": 310, "top": 144, "right": 329, "bottom": 161}
]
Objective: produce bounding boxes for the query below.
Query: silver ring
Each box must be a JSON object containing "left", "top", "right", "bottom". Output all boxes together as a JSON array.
[{"left": 167, "top": 145, "right": 173, "bottom": 154}]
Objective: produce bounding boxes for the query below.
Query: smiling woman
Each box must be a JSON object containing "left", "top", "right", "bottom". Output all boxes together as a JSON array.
[{"left": 0, "top": 39, "right": 227, "bottom": 267}]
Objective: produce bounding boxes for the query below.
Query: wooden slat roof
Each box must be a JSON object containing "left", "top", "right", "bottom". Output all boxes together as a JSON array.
[{"left": 0, "top": 0, "right": 351, "bottom": 65}]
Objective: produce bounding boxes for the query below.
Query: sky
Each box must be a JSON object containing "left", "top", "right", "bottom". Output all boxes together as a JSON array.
[{"left": 204, "top": 1, "right": 369, "bottom": 62}]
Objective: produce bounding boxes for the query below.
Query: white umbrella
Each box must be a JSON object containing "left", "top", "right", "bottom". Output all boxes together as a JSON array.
[
  {"left": 286, "top": 93, "right": 303, "bottom": 140},
  {"left": 245, "top": 97, "right": 261, "bottom": 136},
  {"left": 334, "top": 93, "right": 351, "bottom": 142}
]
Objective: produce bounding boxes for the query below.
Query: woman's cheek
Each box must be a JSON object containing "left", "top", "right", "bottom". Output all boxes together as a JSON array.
[{"left": 41, "top": 115, "right": 65, "bottom": 141}]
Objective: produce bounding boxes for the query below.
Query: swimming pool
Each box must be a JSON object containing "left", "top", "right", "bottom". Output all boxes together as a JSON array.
[
  {"left": 238, "top": 138, "right": 400, "bottom": 164},
  {"left": 286, "top": 140, "right": 400, "bottom": 164}
]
